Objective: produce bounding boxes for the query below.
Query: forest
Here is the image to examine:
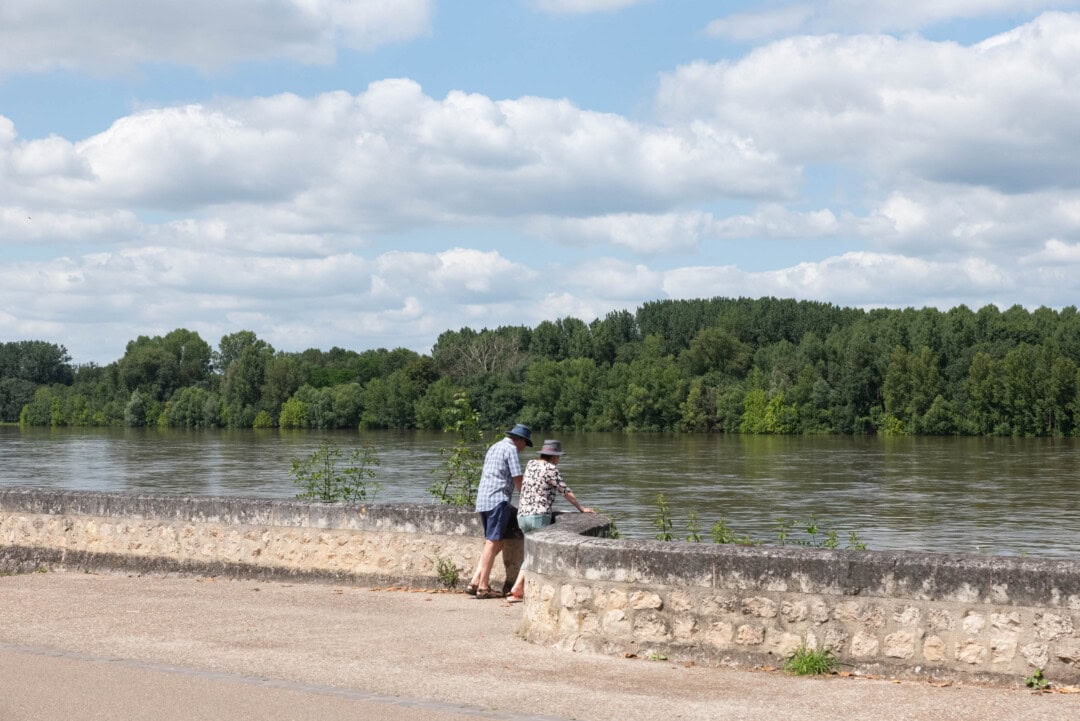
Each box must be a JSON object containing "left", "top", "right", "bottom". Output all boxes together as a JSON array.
[{"left": 3, "top": 296, "right": 1080, "bottom": 437}]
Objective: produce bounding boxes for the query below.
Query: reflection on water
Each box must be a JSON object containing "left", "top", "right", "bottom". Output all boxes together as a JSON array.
[{"left": 2, "top": 427, "right": 1078, "bottom": 558}]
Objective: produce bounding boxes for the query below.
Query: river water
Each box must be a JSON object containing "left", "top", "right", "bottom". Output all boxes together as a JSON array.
[{"left": 2, "top": 426, "right": 1078, "bottom": 558}]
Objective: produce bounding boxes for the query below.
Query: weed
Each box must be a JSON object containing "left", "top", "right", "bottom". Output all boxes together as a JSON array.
[
  {"left": 1025, "top": 668, "right": 1051, "bottom": 690},
  {"left": 773, "top": 515, "right": 867, "bottom": 550},
  {"left": 292, "top": 440, "right": 381, "bottom": 503},
  {"left": 686, "top": 510, "right": 701, "bottom": 543},
  {"left": 846, "top": 530, "right": 867, "bottom": 550},
  {"left": 592, "top": 509, "right": 621, "bottom": 539},
  {"left": 647, "top": 651, "right": 668, "bottom": 661},
  {"left": 653, "top": 493, "right": 673, "bottom": 541},
  {"left": 784, "top": 646, "right": 837, "bottom": 676},
  {"left": 710, "top": 517, "right": 757, "bottom": 546},
  {"left": 433, "top": 555, "right": 461, "bottom": 589}
]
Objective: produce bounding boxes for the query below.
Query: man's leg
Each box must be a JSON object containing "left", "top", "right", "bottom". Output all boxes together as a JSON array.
[{"left": 476, "top": 539, "right": 504, "bottom": 590}]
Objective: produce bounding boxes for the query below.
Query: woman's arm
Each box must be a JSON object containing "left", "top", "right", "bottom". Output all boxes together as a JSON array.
[{"left": 562, "top": 490, "right": 593, "bottom": 513}]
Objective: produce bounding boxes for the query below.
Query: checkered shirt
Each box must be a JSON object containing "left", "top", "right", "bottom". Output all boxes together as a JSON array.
[{"left": 474, "top": 437, "right": 523, "bottom": 513}]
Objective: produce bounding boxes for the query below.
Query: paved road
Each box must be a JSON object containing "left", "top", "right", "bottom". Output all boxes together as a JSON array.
[{"left": 1, "top": 572, "right": 1076, "bottom": 721}]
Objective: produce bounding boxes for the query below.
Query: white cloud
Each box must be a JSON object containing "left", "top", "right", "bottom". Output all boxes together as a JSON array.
[
  {"left": 375, "top": 248, "right": 535, "bottom": 300},
  {"left": 0, "top": 245, "right": 542, "bottom": 362},
  {"left": 705, "top": 1, "right": 1079, "bottom": 39},
  {"left": 662, "top": 252, "right": 1015, "bottom": 308},
  {"left": 0, "top": 0, "right": 433, "bottom": 74},
  {"left": 1, "top": 80, "right": 793, "bottom": 238},
  {"left": 858, "top": 184, "right": 1080, "bottom": 256},
  {"left": 562, "top": 258, "right": 663, "bottom": 300},
  {"left": 662, "top": 13, "right": 1080, "bottom": 193},
  {"left": 527, "top": 212, "right": 713, "bottom": 254},
  {"left": 1022, "top": 238, "right": 1080, "bottom": 264},
  {"left": 533, "top": 0, "right": 651, "bottom": 15},
  {"left": 527, "top": 206, "right": 846, "bottom": 255}
]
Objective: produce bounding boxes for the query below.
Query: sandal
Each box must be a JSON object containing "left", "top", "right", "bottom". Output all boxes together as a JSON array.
[
  {"left": 506, "top": 591, "right": 523, "bottom": 604},
  {"left": 465, "top": 583, "right": 478, "bottom": 596},
  {"left": 474, "top": 587, "right": 503, "bottom": 600}
]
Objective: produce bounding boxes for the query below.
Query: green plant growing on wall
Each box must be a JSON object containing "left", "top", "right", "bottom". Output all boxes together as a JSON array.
[
  {"left": 291, "top": 440, "right": 381, "bottom": 503},
  {"left": 653, "top": 493, "right": 674, "bottom": 541},
  {"left": 784, "top": 646, "right": 837, "bottom": 676},
  {"left": 686, "top": 510, "right": 701, "bottom": 542},
  {"left": 710, "top": 517, "right": 757, "bottom": 546},
  {"left": 1025, "top": 668, "right": 1051, "bottom": 690},
  {"left": 772, "top": 514, "right": 868, "bottom": 550},
  {"left": 433, "top": 555, "right": 461, "bottom": 589},
  {"left": 846, "top": 531, "right": 867, "bottom": 550},
  {"left": 590, "top": 508, "right": 621, "bottom": 539},
  {"left": 429, "top": 393, "right": 486, "bottom": 507}
]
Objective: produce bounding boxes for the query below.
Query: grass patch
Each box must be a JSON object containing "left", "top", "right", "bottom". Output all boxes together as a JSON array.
[{"left": 784, "top": 646, "right": 837, "bottom": 676}]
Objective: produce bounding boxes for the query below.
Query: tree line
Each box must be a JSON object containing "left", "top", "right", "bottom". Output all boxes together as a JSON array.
[{"left": 4, "top": 296, "right": 1080, "bottom": 436}]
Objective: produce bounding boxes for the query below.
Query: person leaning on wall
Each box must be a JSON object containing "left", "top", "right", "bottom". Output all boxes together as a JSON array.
[
  {"left": 506, "top": 438, "right": 593, "bottom": 603},
  {"left": 466, "top": 423, "right": 531, "bottom": 599}
]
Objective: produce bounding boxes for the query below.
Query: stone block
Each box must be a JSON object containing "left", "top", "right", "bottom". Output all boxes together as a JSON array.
[
  {"left": 884, "top": 631, "right": 915, "bottom": 659},
  {"left": 1035, "top": 612, "right": 1074, "bottom": 641},
  {"left": 601, "top": 609, "right": 631, "bottom": 638},
  {"left": 962, "top": 612, "right": 986, "bottom": 635},
  {"left": 923, "top": 635, "right": 946, "bottom": 663},
  {"left": 705, "top": 621, "right": 734, "bottom": 649},
  {"left": 741, "top": 597, "right": 778, "bottom": 618},
  {"left": 735, "top": 624, "right": 765, "bottom": 646},
  {"left": 893, "top": 605, "right": 922, "bottom": 627},
  {"left": 850, "top": 631, "right": 879, "bottom": 658},
  {"left": 1021, "top": 643, "right": 1050, "bottom": 669},
  {"left": 956, "top": 640, "right": 988, "bottom": 665},
  {"left": 629, "top": 591, "right": 663, "bottom": 610},
  {"left": 768, "top": 631, "right": 804, "bottom": 658},
  {"left": 990, "top": 632, "right": 1018, "bottom": 664},
  {"left": 781, "top": 600, "right": 809, "bottom": 623},
  {"left": 1055, "top": 639, "right": 1080, "bottom": 668},
  {"left": 929, "top": 609, "right": 955, "bottom": 630},
  {"left": 633, "top": 613, "right": 672, "bottom": 643}
]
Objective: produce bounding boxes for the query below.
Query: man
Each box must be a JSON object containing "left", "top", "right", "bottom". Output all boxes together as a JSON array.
[{"left": 466, "top": 423, "right": 531, "bottom": 598}]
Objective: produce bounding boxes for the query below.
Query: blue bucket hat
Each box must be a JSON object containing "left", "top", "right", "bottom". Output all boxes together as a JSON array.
[{"left": 506, "top": 423, "right": 533, "bottom": 446}]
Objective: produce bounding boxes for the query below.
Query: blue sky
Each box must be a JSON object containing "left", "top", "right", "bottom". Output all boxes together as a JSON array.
[{"left": 3, "top": 1, "right": 1080, "bottom": 364}]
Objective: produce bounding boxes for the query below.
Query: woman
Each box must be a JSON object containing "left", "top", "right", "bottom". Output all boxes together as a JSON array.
[{"left": 507, "top": 439, "right": 593, "bottom": 603}]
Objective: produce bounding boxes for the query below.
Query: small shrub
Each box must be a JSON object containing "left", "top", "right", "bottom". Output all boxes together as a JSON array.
[
  {"left": 433, "top": 555, "right": 460, "bottom": 589},
  {"left": 686, "top": 510, "right": 701, "bottom": 542},
  {"left": 710, "top": 517, "right": 757, "bottom": 546},
  {"left": 291, "top": 440, "right": 381, "bottom": 503},
  {"left": 653, "top": 493, "right": 673, "bottom": 541},
  {"left": 784, "top": 646, "right": 837, "bottom": 676},
  {"left": 1025, "top": 668, "right": 1051, "bottom": 690}
]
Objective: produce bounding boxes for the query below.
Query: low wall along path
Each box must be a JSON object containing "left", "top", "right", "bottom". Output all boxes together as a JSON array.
[{"left": 3, "top": 488, "right": 1079, "bottom": 686}]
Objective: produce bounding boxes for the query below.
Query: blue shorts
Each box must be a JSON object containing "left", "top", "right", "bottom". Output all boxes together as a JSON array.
[
  {"left": 479, "top": 501, "right": 523, "bottom": 541},
  {"left": 517, "top": 513, "right": 553, "bottom": 534}
]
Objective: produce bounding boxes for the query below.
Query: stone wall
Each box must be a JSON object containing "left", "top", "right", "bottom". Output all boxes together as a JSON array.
[
  {"left": 0, "top": 488, "right": 521, "bottom": 590},
  {"left": 6, "top": 487, "right": 1080, "bottom": 686},
  {"left": 520, "top": 513, "right": 1080, "bottom": 686}
]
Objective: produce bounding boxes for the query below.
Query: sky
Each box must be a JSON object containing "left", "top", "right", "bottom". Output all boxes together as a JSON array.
[{"left": 3, "top": 1, "right": 1080, "bottom": 365}]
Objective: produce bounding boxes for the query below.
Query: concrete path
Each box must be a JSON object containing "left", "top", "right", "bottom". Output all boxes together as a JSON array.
[{"left": 1, "top": 572, "right": 1076, "bottom": 721}]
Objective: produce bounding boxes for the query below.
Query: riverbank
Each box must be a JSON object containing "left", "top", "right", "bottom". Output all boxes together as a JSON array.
[{"left": 1, "top": 571, "right": 1077, "bottom": 721}]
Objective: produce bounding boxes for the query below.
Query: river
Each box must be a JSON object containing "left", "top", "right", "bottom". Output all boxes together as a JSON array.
[{"left": 1, "top": 426, "right": 1078, "bottom": 558}]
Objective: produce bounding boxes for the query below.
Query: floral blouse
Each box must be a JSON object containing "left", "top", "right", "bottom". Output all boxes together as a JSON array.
[{"left": 518, "top": 459, "right": 572, "bottom": 516}]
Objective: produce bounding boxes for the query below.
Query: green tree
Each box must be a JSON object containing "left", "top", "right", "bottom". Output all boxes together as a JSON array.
[{"left": 429, "top": 393, "right": 486, "bottom": 507}]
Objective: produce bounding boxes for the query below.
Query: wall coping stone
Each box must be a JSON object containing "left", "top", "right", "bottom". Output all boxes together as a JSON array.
[
  {"left": 0, "top": 487, "right": 480, "bottom": 535},
  {"left": 529, "top": 512, "right": 1080, "bottom": 608}
]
